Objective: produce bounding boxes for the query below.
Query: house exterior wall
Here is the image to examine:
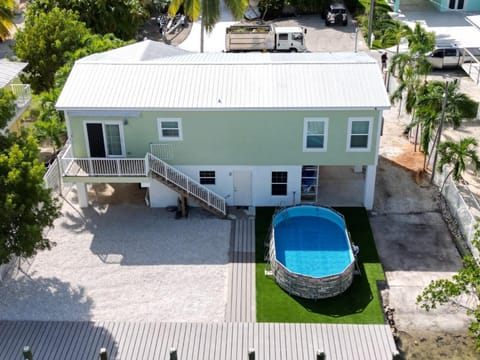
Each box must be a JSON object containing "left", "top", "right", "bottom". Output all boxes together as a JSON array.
[
  {"left": 67, "top": 108, "right": 382, "bottom": 166},
  {"left": 149, "top": 165, "right": 302, "bottom": 207},
  {"left": 429, "top": 0, "right": 478, "bottom": 11}
]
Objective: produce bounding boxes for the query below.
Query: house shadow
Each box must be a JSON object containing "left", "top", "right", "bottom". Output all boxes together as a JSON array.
[{"left": 57, "top": 183, "right": 231, "bottom": 266}]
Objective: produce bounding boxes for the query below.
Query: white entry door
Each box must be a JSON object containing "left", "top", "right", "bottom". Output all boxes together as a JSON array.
[{"left": 233, "top": 171, "right": 252, "bottom": 206}]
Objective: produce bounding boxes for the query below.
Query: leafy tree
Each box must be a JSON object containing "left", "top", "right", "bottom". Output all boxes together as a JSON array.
[
  {"left": 437, "top": 137, "right": 480, "bottom": 191},
  {"left": 14, "top": 8, "right": 91, "bottom": 93},
  {"left": 0, "top": 0, "right": 15, "bottom": 41},
  {"left": 0, "top": 88, "right": 16, "bottom": 129},
  {"left": 168, "top": 0, "right": 248, "bottom": 52},
  {"left": 55, "top": 33, "right": 129, "bottom": 90},
  {"left": 0, "top": 131, "right": 60, "bottom": 265},
  {"left": 27, "top": 0, "right": 147, "bottom": 40},
  {"left": 33, "top": 89, "right": 66, "bottom": 154},
  {"left": 33, "top": 33, "right": 127, "bottom": 153},
  {"left": 417, "top": 223, "right": 480, "bottom": 350}
]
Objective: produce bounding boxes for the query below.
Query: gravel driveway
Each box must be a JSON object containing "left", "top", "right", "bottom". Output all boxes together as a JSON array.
[{"left": 0, "top": 185, "right": 231, "bottom": 322}]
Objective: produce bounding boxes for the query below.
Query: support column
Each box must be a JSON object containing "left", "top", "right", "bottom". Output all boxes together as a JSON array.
[
  {"left": 76, "top": 183, "right": 89, "bottom": 208},
  {"left": 364, "top": 165, "right": 377, "bottom": 210}
]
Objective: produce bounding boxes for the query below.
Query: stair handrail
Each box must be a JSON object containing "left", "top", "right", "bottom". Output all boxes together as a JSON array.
[{"left": 147, "top": 152, "right": 226, "bottom": 216}]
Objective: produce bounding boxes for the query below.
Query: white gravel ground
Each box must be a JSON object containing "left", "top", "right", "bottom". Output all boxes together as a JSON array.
[{"left": 0, "top": 189, "right": 231, "bottom": 322}]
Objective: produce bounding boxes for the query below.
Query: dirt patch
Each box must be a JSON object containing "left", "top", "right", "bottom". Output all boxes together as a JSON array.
[{"left": 396, "top": 331, "right": 478, "bottom": 359}]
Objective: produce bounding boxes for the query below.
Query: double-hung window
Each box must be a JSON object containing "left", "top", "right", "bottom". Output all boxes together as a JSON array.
[
  {"left": 158, "top": 118, "right": 183, "bottom": 141},
  {"left": 347, "top": 117, "right": 372, "bottom": 151},
  {"left": 271, "top": 171, "right": 288, "bottom": 196},
  {"left": 199, "top": 171, "right": 215, "bottom": 185},
  {"left": 303, "top": 118, "right": 328, "bottom": 151}
]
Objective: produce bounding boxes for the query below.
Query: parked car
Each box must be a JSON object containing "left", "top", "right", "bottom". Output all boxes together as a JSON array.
[
  {"left": 323, "top": 3, "right": 348, "bottom": 27},
  {"left": 426, "top": 44, "right": 480, "bottom": 69}
]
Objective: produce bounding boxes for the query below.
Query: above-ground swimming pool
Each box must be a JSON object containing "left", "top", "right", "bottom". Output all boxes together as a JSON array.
[{"left": 269, "top": 205, "right": 355, "bottom": 299}]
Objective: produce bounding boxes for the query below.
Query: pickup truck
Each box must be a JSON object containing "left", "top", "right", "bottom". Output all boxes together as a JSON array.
[{"left": 426, "top": 44, "right": 480, "bottom": 69}]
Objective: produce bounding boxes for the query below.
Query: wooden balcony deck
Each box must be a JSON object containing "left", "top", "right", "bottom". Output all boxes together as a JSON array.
[{"left": 0, "top": 321, "right": 399, "bottom": 359}]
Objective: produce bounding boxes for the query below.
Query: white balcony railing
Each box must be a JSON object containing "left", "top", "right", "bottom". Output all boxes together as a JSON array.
[
  {"left": 148, "top": 153, "right": 226, "bottom": 215},
  {"left": 10, "top": 83, "right": 31, "bottom": 108},
  {"left": 61, "top": 146, "right": 147, "bottom": 177},
  {"left": 60, "top": 145, "right": 227, "bottom": 216}
]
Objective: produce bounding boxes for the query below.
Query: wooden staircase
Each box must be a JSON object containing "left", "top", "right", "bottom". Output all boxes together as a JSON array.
[{"left": 147, "top": 153, "right": 227, "bottom": 218}]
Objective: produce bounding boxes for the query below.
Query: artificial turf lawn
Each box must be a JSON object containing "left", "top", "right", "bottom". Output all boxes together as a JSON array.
[{"left": 256, "top": 207, "right": 385, "bottom": 324}]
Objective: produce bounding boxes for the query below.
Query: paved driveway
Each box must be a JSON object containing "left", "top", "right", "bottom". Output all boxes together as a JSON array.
[{"left": 0, "top": 185, "right": 231, "bottom": 322}]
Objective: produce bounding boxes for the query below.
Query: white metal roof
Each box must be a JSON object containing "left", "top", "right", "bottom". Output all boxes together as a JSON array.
[
  {"left": 56, "top": 48, "right": 390, "bottom": 111},
  {"left": 0, "top": 59, "right": 27, "bottom": 88}
]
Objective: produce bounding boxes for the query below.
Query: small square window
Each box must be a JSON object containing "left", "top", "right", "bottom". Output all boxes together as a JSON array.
[
  {"left": 158, "top": 118, "right": 182, "bottom": 141},
  {"left": 272, "top": 171, "right": 287, "bottom": 196},
  {"left": 199, "top": 171, "right": 215, "bottom": 185}
]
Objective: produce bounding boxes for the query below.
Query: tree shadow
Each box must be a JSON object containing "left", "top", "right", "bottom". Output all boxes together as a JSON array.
[
  {"left": 0, "top": 321, "right": 120, "bottom": 360},
  {"left": 0, "top": 275, "right": 93, "bottom": 321}
]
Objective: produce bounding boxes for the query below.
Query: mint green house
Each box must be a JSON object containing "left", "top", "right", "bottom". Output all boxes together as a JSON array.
[
  {"left": 392, "top": 0, "right": 480, "bottom": 12},
  {"left": 56, "top": 41, "right": 390, "bottom": 216}
]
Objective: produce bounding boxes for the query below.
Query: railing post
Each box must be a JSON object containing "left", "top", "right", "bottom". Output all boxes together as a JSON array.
[
  {"left": 88, "top": 159, "right": 94, "bottom": 176},
  {"left": 99, "top": 348, "right": 108, "bottom": 360},
  {"left": 23, "top": 346, "right": 33, "bottom": 360},
  {"left": 145, "top": 154, "right": 149, "bottom": 176}
]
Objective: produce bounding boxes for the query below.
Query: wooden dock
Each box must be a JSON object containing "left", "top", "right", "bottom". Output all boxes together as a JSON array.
[
  {"left": 0, "top": 321, "right": 398, "bottom": 359},
  {"left": 226, "top": 218, "right": 256, "bottom": 322}
]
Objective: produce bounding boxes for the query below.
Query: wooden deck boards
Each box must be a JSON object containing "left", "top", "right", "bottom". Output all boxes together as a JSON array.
[
  {"left": 0, "top": 321, "right": 398, "bottom": 360},
  {"left": 0, "top": 216, "right": 400, "bottom": 359},
  {"left": 226, "top": 218, "right": 256, "bottom": 322}
]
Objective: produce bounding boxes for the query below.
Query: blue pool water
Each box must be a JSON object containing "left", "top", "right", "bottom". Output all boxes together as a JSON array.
[{"left": 273, "top": 206, "right": 353, "bottom": 278}]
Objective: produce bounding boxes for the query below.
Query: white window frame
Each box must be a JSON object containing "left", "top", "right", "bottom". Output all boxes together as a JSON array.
[
  {"left": 303, "top": 117, "right": 328, "bottom": 152},
  {"left": 83, "top": 120, "right": 126, "bottom": 158},
  {"left": 157, "top": 118, "right": 183, "bottom": 141},
  {"left": 347, "top": 117, "right": 373, "bottom": 152}
]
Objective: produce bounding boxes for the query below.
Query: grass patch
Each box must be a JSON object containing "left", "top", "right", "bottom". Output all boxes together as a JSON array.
[{"left": 256, "top": 207, "right": 385, "bottom": 324}]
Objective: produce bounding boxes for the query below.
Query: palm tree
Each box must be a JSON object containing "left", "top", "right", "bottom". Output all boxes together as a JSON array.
[
  {"left": 415, "top": 80, "right": 476, "bottom": 170},
  {"left": 0, "top": 0, "right": 15, "bottom": 41},
  {"left": 380, "top": 20, "right": 411, "bottom": 54},
  {"left": 389, "top": 65, "right": 423, "bottom": 148},
  {"left": 405, "top": 22, "right": 436, "bottom": 56},
  {"left": 437, "top": 137, "right": 480, "bottom": 191},
  {"left": 168, "top": 0, "right": 248, "bottom": 52}
]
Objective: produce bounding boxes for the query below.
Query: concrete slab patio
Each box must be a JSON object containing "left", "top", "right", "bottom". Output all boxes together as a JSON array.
[{"left": 0, "top": 184, "right": 231, "bottom": 322}]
